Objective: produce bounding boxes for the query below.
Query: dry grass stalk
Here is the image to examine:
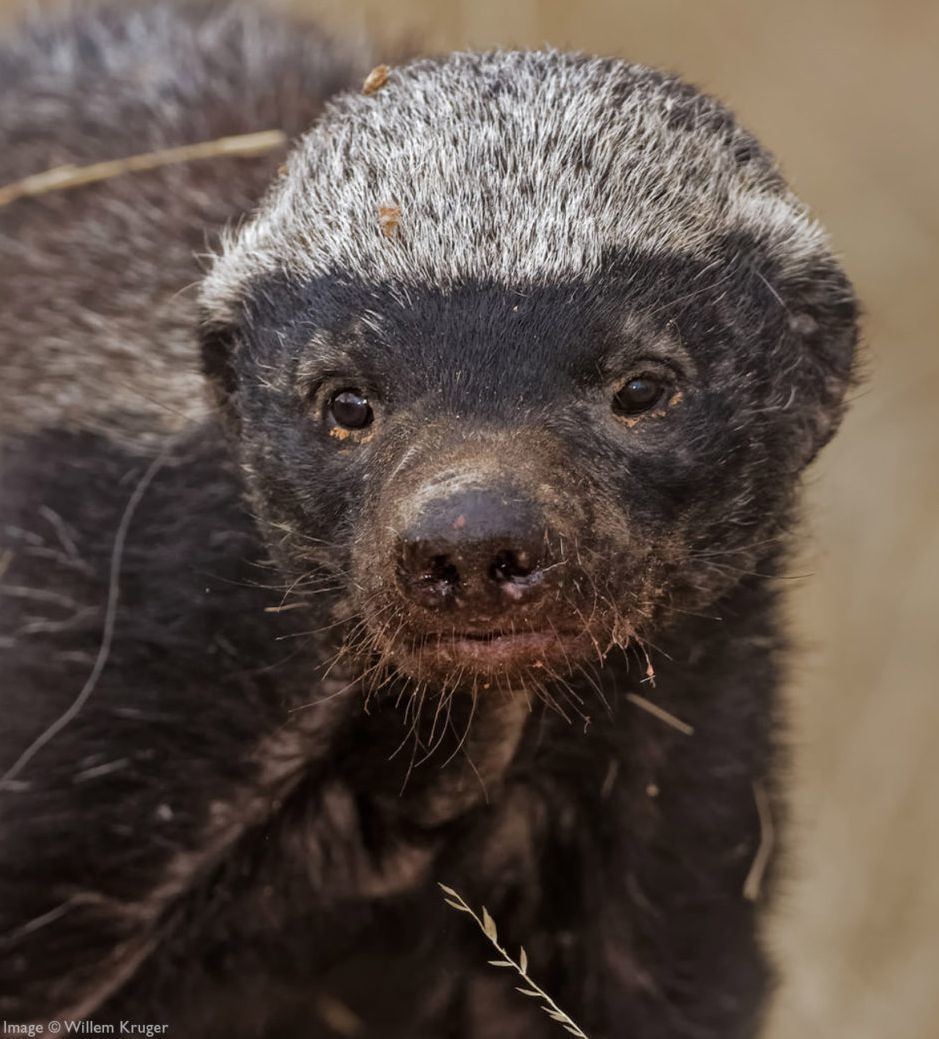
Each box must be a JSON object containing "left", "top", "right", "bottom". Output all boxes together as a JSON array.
[
  {"left": 625, "top": 692, "right": 695, "bottom": 736},
  {"left": 439, "top": 884, "right": 591, "bottom": 1038},
  {"left": 743, "top": 779, "right": 775, "bottom": 901},
  {"left": 313, "top": 992, "right": 364, "bottom": 1037},
  {"left": 0, "top": 129, "right": 287, "bottom": 208},
  {"left": 0, "top": 451, "right": 168, "bottom": 791}
]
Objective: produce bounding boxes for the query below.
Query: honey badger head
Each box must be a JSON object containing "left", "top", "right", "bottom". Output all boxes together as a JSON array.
[{"left": 200, "top": 51, "right": 857, "bottom": 685}]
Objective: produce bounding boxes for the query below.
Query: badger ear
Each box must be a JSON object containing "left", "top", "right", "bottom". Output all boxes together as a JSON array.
[
  {"left": 784, "top": 262, "right": 860, "bottom": 467},
  {"left": 199, "top": 317, "right": 242, "bottom": 438}
]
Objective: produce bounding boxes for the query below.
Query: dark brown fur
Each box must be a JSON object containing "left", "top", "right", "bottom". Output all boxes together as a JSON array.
[{"left": 0, "top": 4, "right": 857, "bottom": 1037}]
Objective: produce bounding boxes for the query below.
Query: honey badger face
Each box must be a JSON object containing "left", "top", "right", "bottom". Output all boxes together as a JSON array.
[{"left": 201, "top": 51, "right": 857, "bottom": 684}]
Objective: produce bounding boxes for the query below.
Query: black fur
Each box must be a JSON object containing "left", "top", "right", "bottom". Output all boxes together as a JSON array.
[{"left": 0, "top": 4, "right": 858, "bottom": 1038}]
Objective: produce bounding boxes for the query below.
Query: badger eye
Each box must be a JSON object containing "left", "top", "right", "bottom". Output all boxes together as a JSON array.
[
  {"left": 328, "top": 388, "right": 373, "bottom": 430},
  {"left": 612, "top": 375, "right": 668, "bottom": 417}
]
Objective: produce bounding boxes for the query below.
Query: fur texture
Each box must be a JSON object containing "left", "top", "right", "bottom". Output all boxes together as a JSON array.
[
  {"left": 204, "top": 51, "right": 826, "bottom": 305},
  {"left": 0, "top": 4, "right": 858, "bottom": 1038},
  {"left": 0, "top": 0, "right": 371, "bottom": 445}
]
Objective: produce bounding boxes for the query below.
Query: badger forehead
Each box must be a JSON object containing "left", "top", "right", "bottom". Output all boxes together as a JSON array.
[{"left": 202, "top": 50, "right": 830, "bottom": 320}]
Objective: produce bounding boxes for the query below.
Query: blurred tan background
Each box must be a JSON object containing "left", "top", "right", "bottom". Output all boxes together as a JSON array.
[{"left": 3, "top": 0, "right": 937, "bottom": 1036}]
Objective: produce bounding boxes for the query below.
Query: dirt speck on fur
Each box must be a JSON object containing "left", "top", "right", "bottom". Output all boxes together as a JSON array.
[
  {"left": 362, "top": 64, "right": 390, "bottom": 95},
  {"left": 378, "top": 203, "right": 401, "bottom": 238}
]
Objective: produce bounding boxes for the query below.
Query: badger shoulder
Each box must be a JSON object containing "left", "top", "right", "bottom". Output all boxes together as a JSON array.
[{"left": 0, "top": 1, "right": 372, "bottom": 448}]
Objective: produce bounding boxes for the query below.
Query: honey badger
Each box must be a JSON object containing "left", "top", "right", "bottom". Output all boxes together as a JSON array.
[{"left": 0, "top": 2, "right": 858, "bottom": 1037}]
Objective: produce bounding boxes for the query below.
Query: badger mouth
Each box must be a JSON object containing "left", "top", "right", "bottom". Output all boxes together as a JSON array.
[{"left": 388, "top": 625, "right": 597, "bottom": 677}]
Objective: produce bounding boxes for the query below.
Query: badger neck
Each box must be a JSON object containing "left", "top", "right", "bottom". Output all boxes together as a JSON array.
[{"left": 331, "top": 558, "right": 785, "bottom": 833}]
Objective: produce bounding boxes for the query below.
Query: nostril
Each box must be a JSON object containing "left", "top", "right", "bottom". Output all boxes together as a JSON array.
[
  {"left": 490, "top": 548, "right": 539, "bottom": 584},
  {"left": 418, "top": 554, "right": 461, "bottom": 596}
]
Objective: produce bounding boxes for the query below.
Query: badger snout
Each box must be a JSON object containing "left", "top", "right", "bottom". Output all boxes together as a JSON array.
[
  {"left": 356, "top": 453, "right": 611, "bottom": 679},
  {"left": 395, "top": 486, "right": 551, "bottom": 616}
]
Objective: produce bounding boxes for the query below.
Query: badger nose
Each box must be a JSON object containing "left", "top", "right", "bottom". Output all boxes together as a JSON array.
[{"left": 396, "top": 488, "right": 549, "bottom": 614}]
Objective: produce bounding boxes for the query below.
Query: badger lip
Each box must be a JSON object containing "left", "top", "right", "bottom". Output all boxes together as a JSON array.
[{"left": 415, "top": 626, "right": 590, "bottom": 671}]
